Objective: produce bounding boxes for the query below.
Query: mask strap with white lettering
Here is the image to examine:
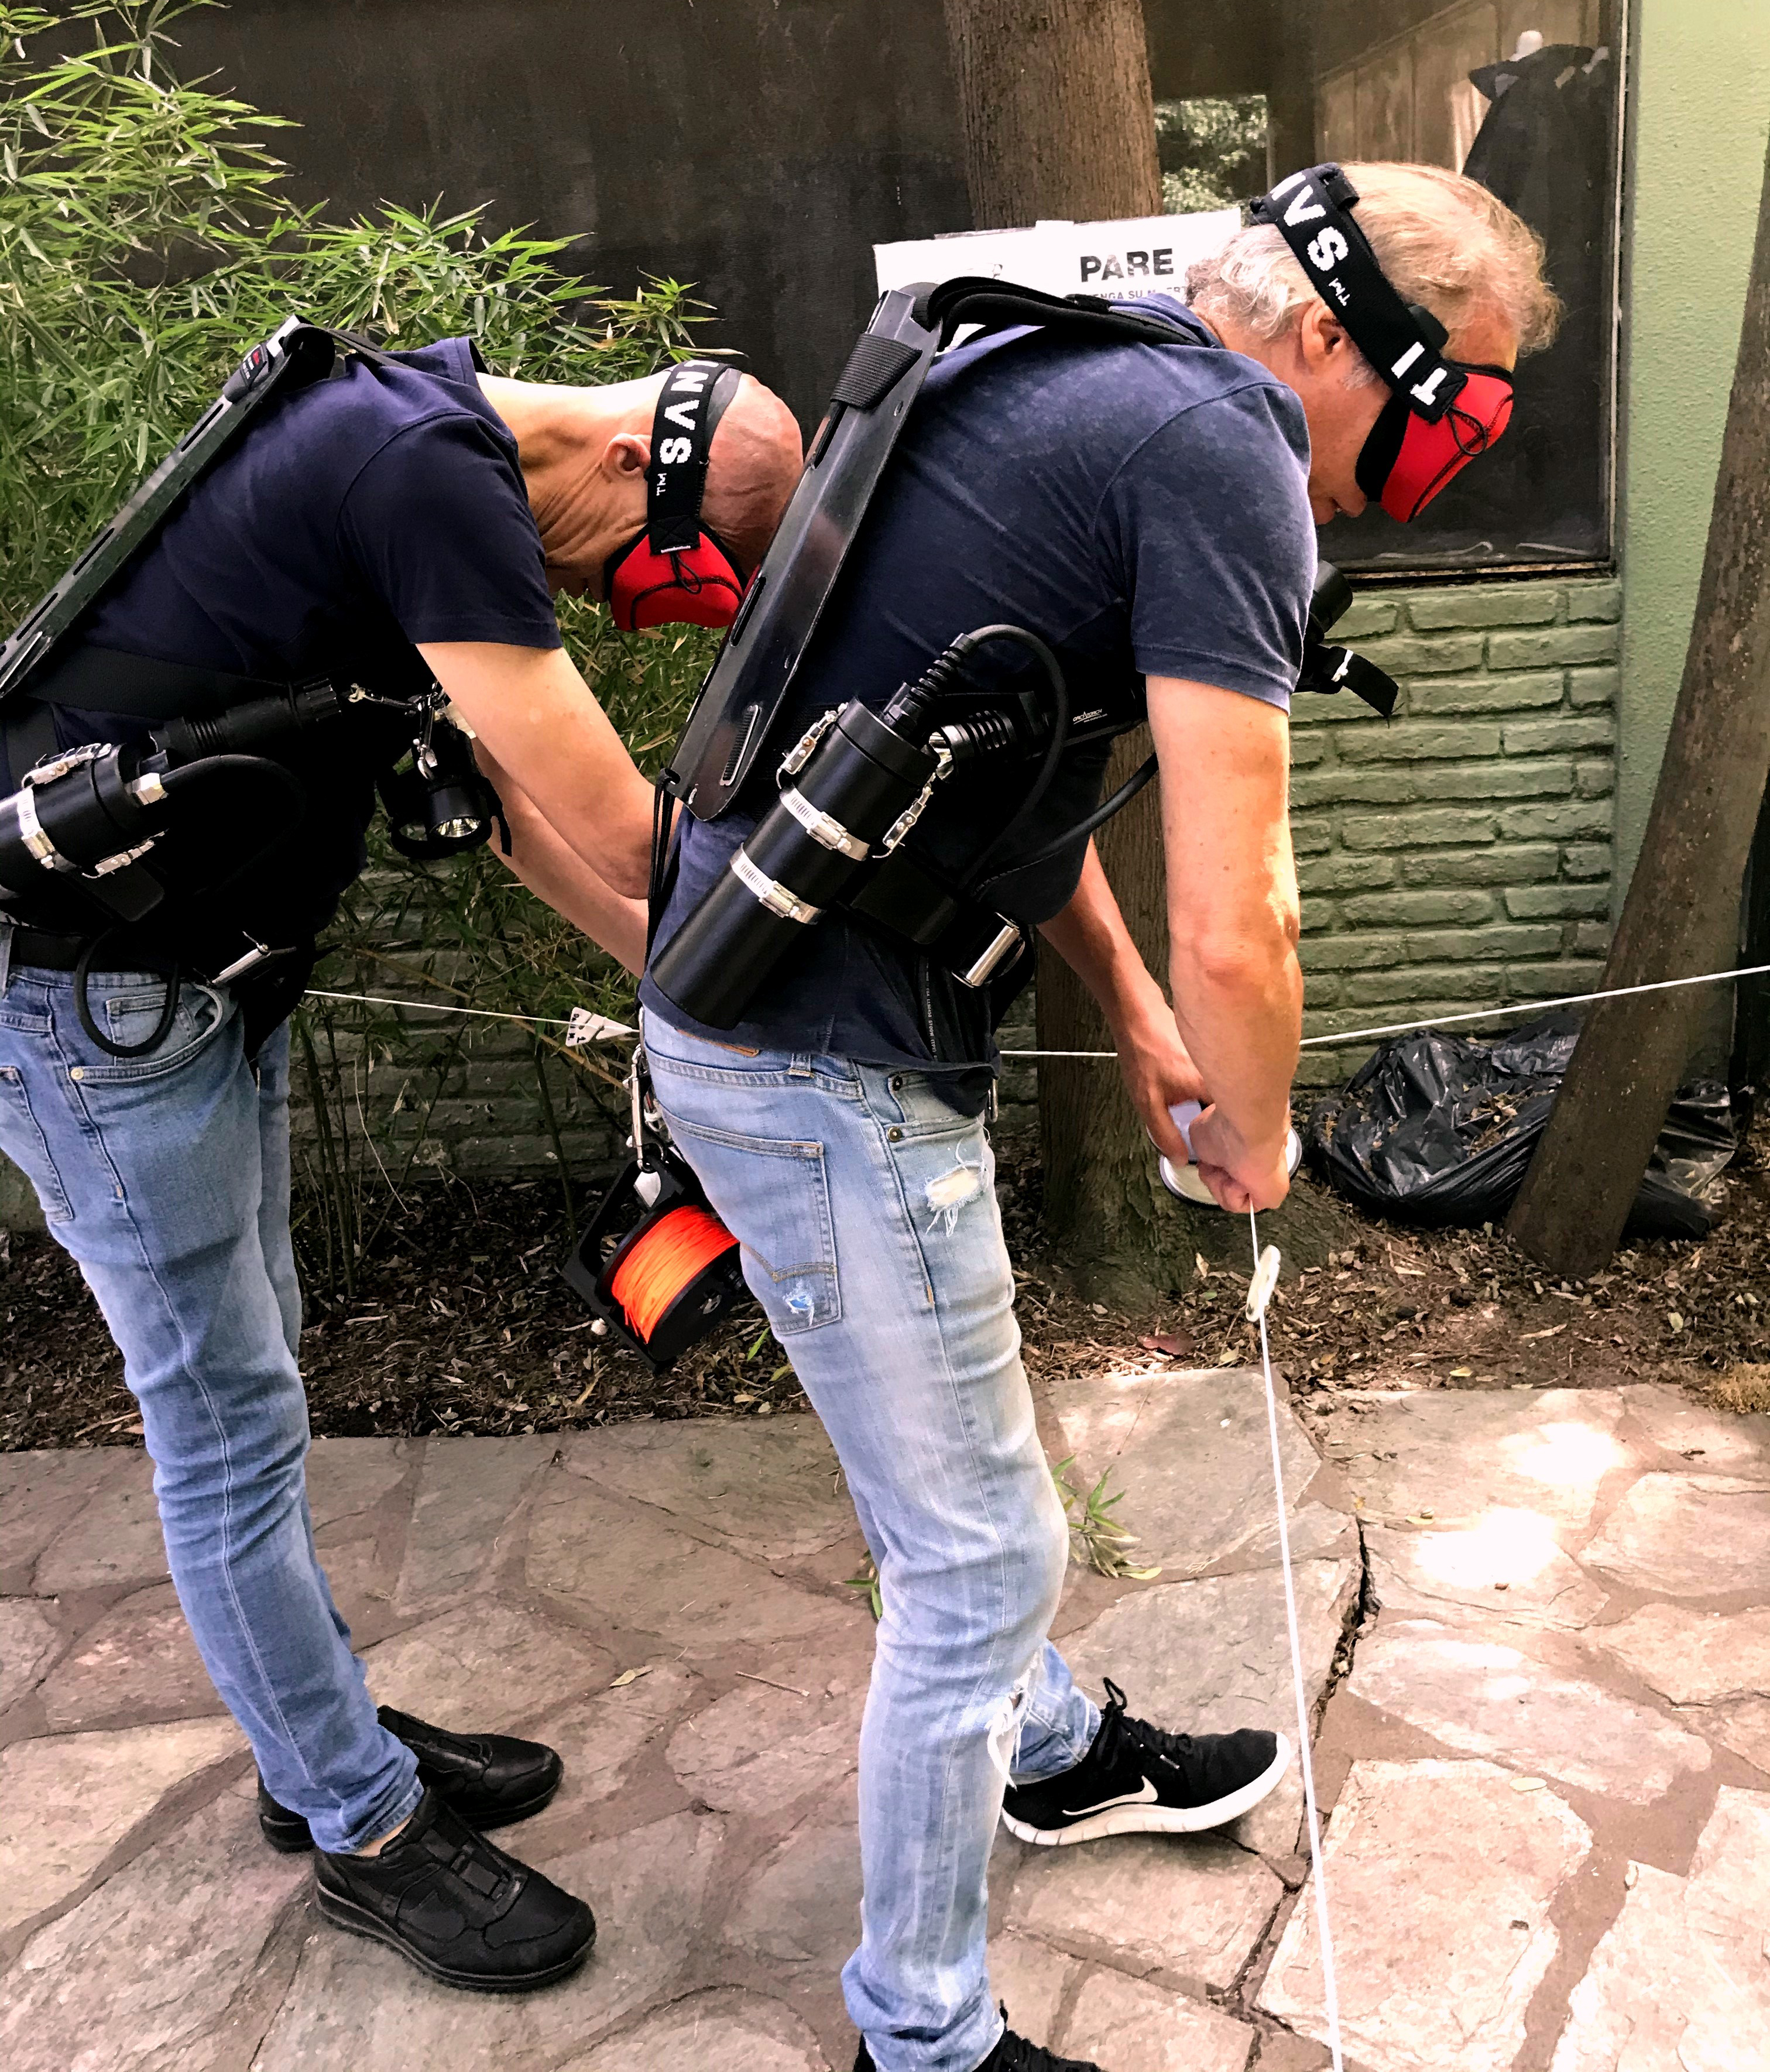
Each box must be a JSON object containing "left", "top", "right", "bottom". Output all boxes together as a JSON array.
[
  {"left": 646, "top": 361, "right": 741, "bottom": 554},
  {"left": 1250, "top": 164, "right": 1466, "bottom": 421}
]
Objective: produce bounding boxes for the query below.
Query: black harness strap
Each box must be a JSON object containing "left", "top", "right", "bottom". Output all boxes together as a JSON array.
[{"left": 668, "top": 276, "right": 1195, "bottom": 821}]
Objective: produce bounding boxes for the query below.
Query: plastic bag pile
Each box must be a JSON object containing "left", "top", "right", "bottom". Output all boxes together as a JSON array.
[{"left": 1305, "top": 1014, "right": 1737, "bottom": 1239}]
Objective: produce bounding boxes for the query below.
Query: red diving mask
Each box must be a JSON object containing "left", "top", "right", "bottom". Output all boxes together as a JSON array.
[
  {"left": 605, "top": 361, "right": 746, "bottom": 629},
  {"left": 1250, "top": 165, "right": 1514, "bottom": 522}
]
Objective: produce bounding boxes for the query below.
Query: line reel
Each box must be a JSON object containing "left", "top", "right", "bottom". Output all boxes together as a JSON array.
[{"left": 560, "top": 1059, "right": 754, "bottom": 1370}]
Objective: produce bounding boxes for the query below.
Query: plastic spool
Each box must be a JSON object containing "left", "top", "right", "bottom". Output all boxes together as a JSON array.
[
  {"left": 606, "top": 1205, "right": 740, "bottom": 1347},
  {"left": 1156, "top": 1100, "right": 1302, "bottom": 1208}
]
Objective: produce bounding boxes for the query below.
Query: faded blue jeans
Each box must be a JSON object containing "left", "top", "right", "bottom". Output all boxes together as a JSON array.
[
  {"left": 643, "top": 1011, "right": 1099, "bottom": 2072},
  {"left": 0, "top": 946, "right": 420, "bottom": 1853}
]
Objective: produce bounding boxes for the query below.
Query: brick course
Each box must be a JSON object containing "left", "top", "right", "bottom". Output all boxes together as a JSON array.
[{"left": 1291, "top": 576, "right": 1616, "bottom": 1085}]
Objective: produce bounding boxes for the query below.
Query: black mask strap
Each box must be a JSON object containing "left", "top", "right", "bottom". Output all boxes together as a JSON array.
[
  {"left": 1250, "top": 164, "right": 1467, "bottom": 421},
  {"left": 646, "top": 361, "right": 742, "bottom": 554}
]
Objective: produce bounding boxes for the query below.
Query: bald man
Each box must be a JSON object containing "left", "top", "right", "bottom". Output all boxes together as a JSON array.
[{"left": 0, "top": 331, "right": 802, "bottom": 1992}]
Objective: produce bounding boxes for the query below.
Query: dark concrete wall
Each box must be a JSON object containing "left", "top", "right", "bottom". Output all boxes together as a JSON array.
[{"left": 173, "top": 0, "right": 972, "bottom": 427}]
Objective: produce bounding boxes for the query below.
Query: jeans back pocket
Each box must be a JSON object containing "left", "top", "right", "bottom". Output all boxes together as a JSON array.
[{"left": 650, "top": 1106, "right": 841, "bottom": 1336}]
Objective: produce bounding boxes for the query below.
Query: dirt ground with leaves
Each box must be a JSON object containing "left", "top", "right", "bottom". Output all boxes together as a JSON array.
[{"left": 6, "top": 1115, "right": 1770, "bottom": 1455}]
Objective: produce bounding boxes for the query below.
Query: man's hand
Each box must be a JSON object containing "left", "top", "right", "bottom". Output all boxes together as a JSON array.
[
  {"left": 419, "top": 640, "right": 655, "bottom": 900},
  {"left": 1115, "top": 989, "right": 1208, "bottom": 1160},
  {"left": 1188, "top": 1103, "right": 1293, "bottom": 1213}
]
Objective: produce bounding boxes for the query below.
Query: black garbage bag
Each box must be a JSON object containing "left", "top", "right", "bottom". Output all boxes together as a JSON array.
[{"left": 1305, "top": 1013, "right": 1737, "bottom": 1239}]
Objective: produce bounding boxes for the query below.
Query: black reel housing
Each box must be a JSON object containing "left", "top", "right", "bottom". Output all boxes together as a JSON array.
[{"left": 561, "top": 1146, "right": 753, "bottom": 1371}]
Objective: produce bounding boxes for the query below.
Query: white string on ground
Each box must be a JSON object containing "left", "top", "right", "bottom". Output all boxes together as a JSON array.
[
  {"left": 998, "top": 958, "right": 1770, "bottom": 1061},
  {"left": 1247, "top": 1205, "right": 1346, "bottom": 2072}
]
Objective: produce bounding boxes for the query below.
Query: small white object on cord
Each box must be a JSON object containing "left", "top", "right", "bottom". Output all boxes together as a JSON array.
[
  {"left": 565, "top": 1008, "right": 638, "bottom": 1048},
  {"left": 1246, "top": 1243, "right": 1282, "bottom": 1321}
]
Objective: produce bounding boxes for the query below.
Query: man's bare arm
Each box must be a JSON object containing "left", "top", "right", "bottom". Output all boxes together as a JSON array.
[
  {"left": 419, "top": 642, "right": 654, "bottom": 900},
  {"left": 1038, "top": 842, "right": 1205, "bottom": 1158},
  {"left": 1145, "top": 675, "right": 1301, "bottom": 1211},
  {"left": 478, "top": 746, "right": 649, "bottom": 975}
]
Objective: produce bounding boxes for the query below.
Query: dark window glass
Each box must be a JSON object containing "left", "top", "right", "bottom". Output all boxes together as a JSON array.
[{"left": 1150, "top": 1, "right": 1623, "bottom": 576}]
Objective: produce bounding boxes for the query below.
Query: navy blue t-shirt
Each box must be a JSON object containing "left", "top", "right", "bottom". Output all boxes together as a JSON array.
[
  {"left": 15, "top": 336, "right": 561, "bottom": 946},
  {"left": 642, "top": 298, "right": 1315, "bottom": 1066}
]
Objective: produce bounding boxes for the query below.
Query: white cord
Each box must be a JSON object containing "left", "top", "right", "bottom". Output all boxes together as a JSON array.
[
  {"left": 998, "top": 958, "right": 1770, "bottom": 1060},
  {"left": 1247, "top": 1206, "right": 1346, "bottom": 2071},
  {"left": 304, "top": 988, "right": 574, "bottom": 1027}
]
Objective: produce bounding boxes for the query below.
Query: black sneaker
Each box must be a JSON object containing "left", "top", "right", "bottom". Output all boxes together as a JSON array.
[
  {"left": 314, "top": 1788, "right": 594, "bottom": 1992},
  {"left": 856, "top": 2015, "right": 1104, "bottom": 2071},
  {"left": 1000, "top": 1678, "right": 1290, "bottom": 1846},
  {"left": 258, "top": 1704, "right": 564, "bottom": 1852}
]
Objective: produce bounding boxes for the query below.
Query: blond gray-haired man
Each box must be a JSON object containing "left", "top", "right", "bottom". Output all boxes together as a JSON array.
[{"left": 639, "top": 162, "right": 1559, "bottom": 2072}]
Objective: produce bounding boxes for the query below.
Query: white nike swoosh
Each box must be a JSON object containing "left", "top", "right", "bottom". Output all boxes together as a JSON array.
[{"left": 1060, "top": 1777, "right": 1158, "bottom": 1818}]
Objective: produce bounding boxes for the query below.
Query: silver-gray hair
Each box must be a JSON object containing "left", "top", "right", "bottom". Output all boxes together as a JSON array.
[{"left": 1186, "top": 161, "right": 1562, "bottom": 373}]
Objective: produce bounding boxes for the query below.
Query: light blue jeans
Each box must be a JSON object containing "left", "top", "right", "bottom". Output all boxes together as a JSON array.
[
  {"left": 643, "top": 1011, "right": 1099, "bottom": 2072},
  {"left": 0, "top": 948, "right": 420, "bottom": 1854}
]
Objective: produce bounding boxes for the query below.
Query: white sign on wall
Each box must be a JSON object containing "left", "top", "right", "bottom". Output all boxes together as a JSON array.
[{"left": 873, "top": 207, "right": 1238, "bottom": 304}]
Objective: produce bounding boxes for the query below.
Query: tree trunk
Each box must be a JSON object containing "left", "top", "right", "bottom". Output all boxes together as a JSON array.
[
  {"left": 941, "top": 0, "right": 1164, "bottom": 229},
  {"left": 943, "top": 1, "right": 1174, "bottom": 1294},
  {"left": 1508, "top": 128, "right": 1770, "bottom": 1279},
  {"left": 944, "top": 2, "right": 1358, "bottom": 1299}
]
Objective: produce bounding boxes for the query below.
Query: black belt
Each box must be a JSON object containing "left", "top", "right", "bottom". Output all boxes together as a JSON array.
[
  {"left": 2, "top": 923, "right": 91, "bottom": 971},
  {"left": 1, "top": 922, "right": 174, "bottom": 973}
]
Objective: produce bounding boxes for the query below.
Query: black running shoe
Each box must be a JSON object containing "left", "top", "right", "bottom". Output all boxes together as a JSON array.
[
  {"left": 314, "top": 1788, "right": 594, "bottom": 1992},
  {"left": 1000, "top": 1678, "right": 1291, "bottom": 1846},
  {"left": 856, "top": 2013, "right": 1104, "bottom": 2071},
  {"left": 258, "top": 1703, "right": 564, "bottom": 1853}
]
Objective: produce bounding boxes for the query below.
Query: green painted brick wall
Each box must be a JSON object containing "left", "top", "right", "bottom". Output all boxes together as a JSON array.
[{"left": 1292, "top": 574, "right": 1619, "bottom": 1089}]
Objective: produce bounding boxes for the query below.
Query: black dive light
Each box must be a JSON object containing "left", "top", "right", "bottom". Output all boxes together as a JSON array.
[
  {"left": 376, "top": 696, "right": 506, "bottom": 860},
  {"left": 0, "top": 682, "right": 339, "bottom": 924},
  {"left": 649, "top": 625, "right": 1051, "bottom": 1030}
]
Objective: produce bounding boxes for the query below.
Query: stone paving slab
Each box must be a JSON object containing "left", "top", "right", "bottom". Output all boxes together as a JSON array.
[
  {"left": 36, "top": 1582, "right": 216, "bottom": 1731},
  {"left": 1590, "top": 1600, "right": 1770, "bottom": 1704},
  {"left": 526, "top": 1469, "right": 859, "bottom": 1658},
  {"left": 0, "top": 1446, "right": 126, "bottom": 1586},
  {"left": 33, "top": 1469, "right": 169, "bottom": 1595},
  {"left": 0, "top": 1597, "right": 60, "bottom": 1711},
  {"left": 562, "top": 1989, "right": 832, "bottom": 2071},
  {"left": 562, "top": 1416, "right": 860, "bottom": 1565},
  {"left": 1548, "top": 1787, "right": 1770, "bottom": 2070},
  {"left": 360, "top": 1599, "right": 612, "bottom": 1730},
  {"left": 7, "top": 1362, "right": 1770, "bottom": 2070},
  {"left": 1259, "top": 1758, "right": 1593, "bottom": 2072},
  {"left": 1350, "top": 1614, "right": 1713, "bottom": 1802},
  {"left": 1364, "top": 1515, "right": 1608, "bottom": 1631},
  {"left": 392, "top": 1433, "right": 555, "bottom": 1612},
  {"left": 1059, "top": 1556, "right": 1361, "bottom": 1856},
  {"left": 1617, "top": 1381, "right": 1770, "bottom": 1471},
  {"left": 1582, "top": 1473, "right": 1770, "bottom": 1596},
  {"left": 0, "top": 1785, "right": 305, "bottom": 2072},
  {"left": 1322, "top": 1387, "right": 1631, "bottom": 1531},
  {"left": 0, "top": 1715, "right": 243, "bottom": 1935},
  {"left": 1003, "top": 1832, "right": 1282, "bottom": 1992},
  {"left": 1048, "top": 1366, "right": 1351, "bottom": 1577}
]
